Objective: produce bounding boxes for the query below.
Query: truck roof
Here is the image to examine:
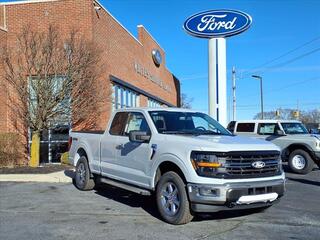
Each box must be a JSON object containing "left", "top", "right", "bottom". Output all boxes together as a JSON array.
[
  {"left": 113, "top": 107, "right": 200, "bottom": 113},
  {"left": 233, "top": 119, "right": 301, "bottom": 123}
]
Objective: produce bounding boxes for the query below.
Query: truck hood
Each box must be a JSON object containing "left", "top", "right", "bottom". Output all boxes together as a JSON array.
[
  {"left": 164, "top": 134, "right": 280, "bottom": 152},
  {"left": 285, "top": 134, "right": 320, "bottom": 141}
]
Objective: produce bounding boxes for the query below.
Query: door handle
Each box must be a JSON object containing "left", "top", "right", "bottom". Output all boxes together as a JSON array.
[{"left": 116, "top": 144, "right": 124, "bottom": 150}]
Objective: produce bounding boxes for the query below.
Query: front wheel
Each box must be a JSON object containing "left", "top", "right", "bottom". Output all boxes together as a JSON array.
[
  {"left": 288, "top": 149, "right": 314, "bottom": 174},
  {"left": 156, "top": 171, "right": 193, "bottom": 225}
]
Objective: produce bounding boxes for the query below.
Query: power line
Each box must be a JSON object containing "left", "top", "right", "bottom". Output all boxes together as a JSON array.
[
  {"left": 237, "top": 102, "right": 320, "bottom": 109},
  {"left": 241, "top": 47, "right": 320, "bottom": 79},
  {"left": 181, "top": 36, "right": 320, "bottom": 81},
  {"left": 241, "top": 36, "right": 320, "bottom": 77},
  {"left": 243, "top": 76, "right": 320, "bottom": 99},
  {"left": 195, "top": 101, "right": 319, "bottom": 112},
  {"left": 264, "top": 77, "right": 320, "bottom": 94}
]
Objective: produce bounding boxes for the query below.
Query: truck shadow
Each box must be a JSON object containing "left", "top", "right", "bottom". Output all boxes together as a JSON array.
[
  {"left": 93, "top": 183, "right": 264, "bottom": 222},
  {"left": 93, "top": 184, "right": 160, "bottom": 219},
  {"left": 64, "top": 169, "right": 75, "bottom": 179},
  {"left": 287, "top": 177, "right": 320, "bottom": 187},
  {"left": 193, "top": 208, "right": 266, "bottom": 222},
  {"left": 282, "top": 164, "right": 319, "bottom": 174}
]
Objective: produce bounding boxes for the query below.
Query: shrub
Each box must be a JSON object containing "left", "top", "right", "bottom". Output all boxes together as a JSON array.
[{"left": 0, "top": 133, "right": 25, "bottom": 167}]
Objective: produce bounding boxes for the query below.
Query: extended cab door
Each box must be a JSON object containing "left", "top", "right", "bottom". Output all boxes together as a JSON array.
[
  {"left": 100, "top": 112, "right": 129, "bottom": 178},
  {"left": 115, "top": 112, "right": 153, "bottom": 188}
]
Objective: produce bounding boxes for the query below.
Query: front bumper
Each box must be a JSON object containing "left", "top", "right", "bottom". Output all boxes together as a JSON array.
[{"left": 187, "top": 178, "right": 285, "bottom": 212}]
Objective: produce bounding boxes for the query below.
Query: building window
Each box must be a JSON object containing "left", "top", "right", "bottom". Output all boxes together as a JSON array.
[
  {"left": 28, "top": 75, "right": 70, "bottom": 164},
  {"left": 148, "top": 98, "right": 162, "bottom": 108},
  {"left": 112, "top": 85, "right": 140, "bottom": 111}
]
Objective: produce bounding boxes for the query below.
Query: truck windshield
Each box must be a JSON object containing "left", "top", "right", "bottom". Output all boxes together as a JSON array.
[
  {"left": 149, "top": 111, "right": 232, "bottom": 136},
  {"left": 281, "top": 122, "right": 308, "bottom": 134}
]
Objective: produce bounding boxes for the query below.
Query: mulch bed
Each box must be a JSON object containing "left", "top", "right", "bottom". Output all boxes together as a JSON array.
[{"left": 0, "top": 164, "right": 74, "bottom": 174}]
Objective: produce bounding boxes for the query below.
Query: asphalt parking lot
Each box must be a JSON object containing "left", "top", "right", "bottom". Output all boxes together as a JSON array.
[{"left": 0, "top": 167, "right": 319, "bottom": 240}]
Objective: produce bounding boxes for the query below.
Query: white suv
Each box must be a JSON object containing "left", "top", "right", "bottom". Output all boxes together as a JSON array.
[{"left": 228, "top": 120, "right": 320, "bottom": 174}]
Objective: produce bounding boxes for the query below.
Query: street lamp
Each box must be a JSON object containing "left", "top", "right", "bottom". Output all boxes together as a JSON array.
[{"left": 252, "top": 75, "right": 264, "bottom": 120}]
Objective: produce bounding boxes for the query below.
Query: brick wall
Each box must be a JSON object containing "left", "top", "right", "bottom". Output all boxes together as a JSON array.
[
  {"left": 0, "top": 5, "right": 6, "bottom": 30},
  {"left": 0, "top": 28, "right": 8, "bottom": 132},
  {"left": 92, "top": 0, "right": 179, "bottom": 128},
  {"left": 0, "top": 0, "right": 180, "bottom": 132}
]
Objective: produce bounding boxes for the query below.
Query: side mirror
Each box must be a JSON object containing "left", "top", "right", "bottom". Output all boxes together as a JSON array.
[
  {"left": 129, "top": 130, "right": 151, "bottom": 143},
  {"left": 276, "top": 130, "right": 286, "bottom": 136}
]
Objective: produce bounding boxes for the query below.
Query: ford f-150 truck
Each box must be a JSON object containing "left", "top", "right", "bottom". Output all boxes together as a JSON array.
[{"left": 69, "top": 108, "right": 285, "bottom": 225}]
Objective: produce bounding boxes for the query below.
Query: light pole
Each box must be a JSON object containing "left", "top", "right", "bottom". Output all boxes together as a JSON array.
[{"left": 252, "top": 75, "right": 264, "bottom": 120}]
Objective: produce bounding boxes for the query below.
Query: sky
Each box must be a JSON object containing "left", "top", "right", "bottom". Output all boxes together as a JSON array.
[
  {"left": 99, "top": 0, "right": 320, "bottom": 121},
  {"left": 2, "top": 0, "right": 320, "bottom": 121}
]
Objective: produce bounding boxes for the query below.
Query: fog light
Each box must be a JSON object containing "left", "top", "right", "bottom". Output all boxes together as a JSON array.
[{"left": 199, "top": 187, "right": 219, "bottom": 197}]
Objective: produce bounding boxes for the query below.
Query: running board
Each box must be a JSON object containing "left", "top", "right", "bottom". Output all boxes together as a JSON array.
[{"left": 98, "top": 177, "right": 151, "bottom": 196}]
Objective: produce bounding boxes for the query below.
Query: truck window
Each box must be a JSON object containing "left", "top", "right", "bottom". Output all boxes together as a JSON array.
[
  {"left": 236, "top": 123, "right": 255, "bottom": 132},
  {"left": 258, "top": 123, "right": 279, "bottom": 135},
  {"left": 281, "top": 122, "right": 308, "bottom": 134},
  {"left": 192, "top": 115, "right": 220, "bottom": 133},
  {"left": 124, "top": 112, "right": 150, "bottom": 136},
  {"left": 109, "top": 112, "right": 129, "bottom": 135},
  {"left": 149, "top": 111, "right": 231, "bottom": 135}
]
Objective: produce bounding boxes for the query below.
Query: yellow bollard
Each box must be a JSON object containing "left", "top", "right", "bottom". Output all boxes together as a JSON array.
[
  {"left": 60, "top": 152, "right": 69, "bottom": 165},
  {"left": 30, "top": 132, "right": 40, "bottom": 167}
]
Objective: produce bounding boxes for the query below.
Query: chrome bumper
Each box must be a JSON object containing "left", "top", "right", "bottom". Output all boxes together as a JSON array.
[{"left": 187, "top": 178, "right": 285, "bottom": 212}]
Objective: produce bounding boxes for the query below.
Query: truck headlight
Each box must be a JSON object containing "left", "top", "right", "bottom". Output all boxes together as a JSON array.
[{"left": 190, "top": 152, "right": 226, "bottom": 177}]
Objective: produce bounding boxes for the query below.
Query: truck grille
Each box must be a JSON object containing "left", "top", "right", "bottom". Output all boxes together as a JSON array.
[{"left": 223, "top": 151, "right": 281, "bottom": 178}]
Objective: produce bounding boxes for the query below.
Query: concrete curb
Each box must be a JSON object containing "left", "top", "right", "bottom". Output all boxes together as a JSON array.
[{"left": 0, "top": 170, "right": 74, "bottom": 183}]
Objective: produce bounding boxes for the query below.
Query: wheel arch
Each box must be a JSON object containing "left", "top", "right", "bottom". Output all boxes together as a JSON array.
[
  {"left": 284, "top": 143, "right": 313, "bottom": 159},
  {"left": 152, "top": 157, "right": 189, "bottom": 189},
  {"left": 73, "top": 144, "right": 92, "bottom": 167}
]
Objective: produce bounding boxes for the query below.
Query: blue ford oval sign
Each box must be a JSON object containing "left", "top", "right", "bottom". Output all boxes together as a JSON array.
[{"left": 183, "top": 9, "right": 252, "bottom": 38}]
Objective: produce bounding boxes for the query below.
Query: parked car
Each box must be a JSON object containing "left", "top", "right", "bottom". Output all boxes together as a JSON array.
[
  {"left": 69, "top": 108, "right": 285, "bottom": 225},
  {"left": 227, "top": 120, "right": 320, "bottom": 174},
  {"left": 309, "top": 128, "right": 320, "bottom": 135}
]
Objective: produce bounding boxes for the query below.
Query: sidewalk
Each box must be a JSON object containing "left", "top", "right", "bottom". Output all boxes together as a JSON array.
[{"left": 0, "top": 169, "right": 75, "bottom": 183}]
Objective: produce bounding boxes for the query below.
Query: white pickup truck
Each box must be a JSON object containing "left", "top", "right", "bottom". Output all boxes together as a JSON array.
[{"left": 69, "top": 108, "right": 285, "bottom": 225}]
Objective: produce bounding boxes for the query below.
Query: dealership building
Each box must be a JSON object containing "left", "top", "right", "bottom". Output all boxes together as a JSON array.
[{"left": 0, "top": 0, "right": 181, "bottom": 163}]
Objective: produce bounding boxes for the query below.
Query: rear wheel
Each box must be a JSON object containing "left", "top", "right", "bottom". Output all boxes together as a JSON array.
[
  {"left": 74, "top": 156, "right": 95, "bottom": 190},
  {"left": 156, "top": 171, "right": 193, "bottom": 225},
  {"left": 288, "top": 149, "right": 314, "bottom": 174}
]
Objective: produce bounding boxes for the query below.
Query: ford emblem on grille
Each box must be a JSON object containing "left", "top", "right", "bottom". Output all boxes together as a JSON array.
[{"left": 252, "top": 161, "right": 265, "bottom": 169}]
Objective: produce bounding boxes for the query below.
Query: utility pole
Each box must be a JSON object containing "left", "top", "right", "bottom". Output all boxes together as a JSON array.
[
  {"left": 296, "top": 99, "right": 300, "bottom": 120},
  {"left": 232, "top": 66, "right": 236, "bottom": 121},
  {"left": 252, "top": 75, "right": 264, "bottom": 120}
]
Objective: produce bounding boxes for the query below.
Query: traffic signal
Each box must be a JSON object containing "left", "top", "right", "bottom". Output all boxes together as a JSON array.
[{"left": 292, "top": 110, "right": 300, "bottom": 118}]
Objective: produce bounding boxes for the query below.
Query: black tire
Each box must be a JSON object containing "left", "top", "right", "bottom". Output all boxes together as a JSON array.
[
  {"left": 74, "top": 156, "right": 95, "bottom": 191},
  {"left": 156, "top": 171, "right": 193, "bottom": 225},
  {"left": 288, "top": 149, "right": 314, "bottom": 174}
]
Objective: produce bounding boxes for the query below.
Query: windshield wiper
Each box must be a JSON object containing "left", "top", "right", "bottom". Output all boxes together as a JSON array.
[
  {"left": 161, "top": 130, "right": 196, "bottom": 135},
  {"left": 161, "top": 130, "right": 224, "bottom": 136},
  {"left": 193, "top": 130, "right": 223, "bottom": 136}
]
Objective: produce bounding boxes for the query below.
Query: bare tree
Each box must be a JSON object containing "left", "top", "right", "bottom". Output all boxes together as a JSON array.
[
  {"left": 254, "top": 108, "right": 320, "bottom": 124},
  {"left": 180, "top": 93, "right": 193, "bottom": 109},
  {"left": 300, "top": 109, "right": 320, "bottom": 124},
  {"left": 1, "top": 25, "right": 107, "bottom": 165},
  {"left": 253, "top": 108, "right": 296, "bottom": 120}
]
